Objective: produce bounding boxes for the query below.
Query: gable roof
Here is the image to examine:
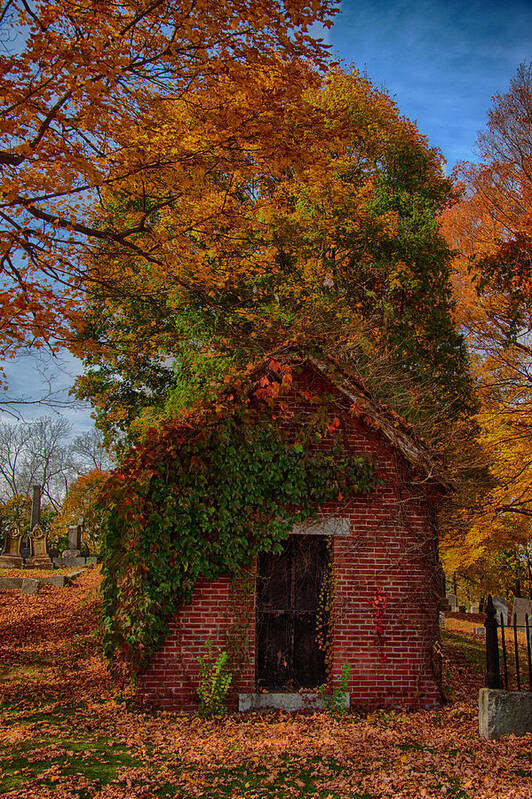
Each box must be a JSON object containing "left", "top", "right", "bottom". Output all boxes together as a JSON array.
[
  {"left": 244, "top": 351, "right": 450, "bottom": 490},
  {"left": 309, "top": 356, "right": 450, "bottom": 489}
]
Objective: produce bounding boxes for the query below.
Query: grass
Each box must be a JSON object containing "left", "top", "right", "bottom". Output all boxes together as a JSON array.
[
  {"left": 0, "top": 567, "right": 76, "bottom": 578},
  {"left": 0, "top": 735, "right": 136, "bottom": 794}
]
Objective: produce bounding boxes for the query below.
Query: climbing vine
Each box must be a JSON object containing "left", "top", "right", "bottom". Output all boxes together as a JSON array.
[
  {"left": 316, "top": 538, "right": 334, "bottom": 679},
  {"left": 372, "top": 588, "right": 389, "bottom": 663},
  {"left": 101, "top": 383, "right": 378, "bottom": 673}
]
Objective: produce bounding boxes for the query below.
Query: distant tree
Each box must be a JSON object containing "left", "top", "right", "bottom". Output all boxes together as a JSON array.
[
  {"left": 70, "top": 429, "right": 114, "bottom": 473},
  {"left": 441, "top": 62, "right": 532, "bottom": 581},
  {"left": 0, "top": 417, "right": 74, "bottom": 507},
  {"left": 48, "top": 469, "right": 110, "bottom": 554},
  {"left": 0, "top": 417, "right": 113, "bottom": 510}
]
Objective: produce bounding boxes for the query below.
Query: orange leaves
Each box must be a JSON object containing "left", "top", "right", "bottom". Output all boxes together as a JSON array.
[
  {"left": 1, "top": 579, "right": 531, "bottom": 799},
  {"left": 0, "top": 0, "right": 337, "bottom": 362},
  {"left": 48, "top": 470, "right": 111, "bottom": 553},
  {"left": 439, "top": 66, "right": 532, "bottom": 585}
]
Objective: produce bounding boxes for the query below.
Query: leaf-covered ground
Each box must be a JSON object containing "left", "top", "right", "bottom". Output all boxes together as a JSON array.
[{"left": 0, "top": 570, "right": 530, "bottom": 798}]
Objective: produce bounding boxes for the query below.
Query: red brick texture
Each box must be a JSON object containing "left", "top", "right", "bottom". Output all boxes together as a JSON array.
[{"left": 137, "top": 370, "right": 444, "bottom": 711}]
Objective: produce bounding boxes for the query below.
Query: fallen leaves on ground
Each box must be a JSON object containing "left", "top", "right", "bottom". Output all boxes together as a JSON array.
[{"left": 0, "top": 570, "right": 530, "bottom": 798}]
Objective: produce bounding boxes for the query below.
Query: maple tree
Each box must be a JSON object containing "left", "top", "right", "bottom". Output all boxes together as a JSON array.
[
  {"left": 48, "top": 468, "right": 110, "bottom": 553},
  {"left": 74, "top": 68, "right": 470, "bottom": 445},
  {"left": 440, "top": 62, "right": 532, "bottom": 591},
  {"left": 0, "top": 0, "right": 337, "bottom": 365}
]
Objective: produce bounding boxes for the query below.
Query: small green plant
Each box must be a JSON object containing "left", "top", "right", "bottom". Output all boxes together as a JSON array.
[
  {"left": 197, "top": 641, "right": 232, "bottom": 718},
  {"left": 318, "top": 663, "right": 351, "bottom": 717}
]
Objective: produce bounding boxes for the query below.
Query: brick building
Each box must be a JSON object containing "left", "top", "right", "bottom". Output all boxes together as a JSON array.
[{"left": 137, "top": 356, "right": 448, "bottom": 711}]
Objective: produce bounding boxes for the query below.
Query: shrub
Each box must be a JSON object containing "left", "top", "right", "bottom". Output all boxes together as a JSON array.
[
  {"left": 197, "top": 641, "right": 232, "bottom": 718},
  {"left": 318, "top": 663, "right": 351, "bottom": 717}
]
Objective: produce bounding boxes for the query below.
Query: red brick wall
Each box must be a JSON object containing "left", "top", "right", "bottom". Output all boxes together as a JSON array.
[
  {"left": 137, "top": 575, "right": 256, "bottom": 710},
  {"left": 137, "top": 372, "right": 443, "bottom": 711}
]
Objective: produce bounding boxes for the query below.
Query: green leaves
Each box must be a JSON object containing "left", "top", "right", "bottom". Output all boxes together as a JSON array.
[{"left": 101, "top": 414, "right": 378, "bottom": 672}]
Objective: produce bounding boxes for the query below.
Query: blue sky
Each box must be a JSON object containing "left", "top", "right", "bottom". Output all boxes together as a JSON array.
[
  {"left": 329, "top": 0, "right": 532, "bottom": 169},
  {"left": 1, "top": 0, "right": 531, "bottom": 432}
]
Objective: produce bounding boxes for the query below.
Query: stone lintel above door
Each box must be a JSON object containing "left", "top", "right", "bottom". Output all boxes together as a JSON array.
[{"left": 291, "top": 517, "right": 350, "bottom": 537}]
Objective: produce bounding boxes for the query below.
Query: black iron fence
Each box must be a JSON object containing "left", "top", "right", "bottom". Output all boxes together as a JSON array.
[{"left": 485, "top": 595, "right": 532, "bottom": 691}]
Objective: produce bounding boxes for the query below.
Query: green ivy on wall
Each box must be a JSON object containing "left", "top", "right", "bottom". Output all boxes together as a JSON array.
[{"left": 101, "top": 410, "right": 378, "bottom": 674}]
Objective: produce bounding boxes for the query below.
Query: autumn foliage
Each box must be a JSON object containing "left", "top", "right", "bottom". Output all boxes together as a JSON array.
[
  {"left": 74, "top": 68, "right": 469, "bottom": 446},
  {"left": 100, "top": 361, "right": 377, "bottom": 672},
  {"left": 1, "top": 571, "right": 531, "bottom": 798},
  {"left": 440, "top": 63, "right": 532, "bottom": 591},
  {"left": 48, "top": 469, "right": 110, "bottom": 553},
  {"left": 0, "top": 0, "right": 336, "bottom": 361}
]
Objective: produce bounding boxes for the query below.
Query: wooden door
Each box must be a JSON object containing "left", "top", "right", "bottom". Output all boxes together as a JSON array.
[{"left": 256, "top": 535, "right": 329, "bottom": 690}]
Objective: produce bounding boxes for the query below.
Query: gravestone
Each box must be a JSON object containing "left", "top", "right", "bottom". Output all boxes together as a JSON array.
[
  {"left": 492, "top": 596, "right": 508, "bottom": 626},
  {"left": 469, "top": 602, "right": 480, "bottom": 614},
  {"left": 26, "top": 484, "right": 53, "bottom": 569},
  {"left": 27, "top": 524, "right": 53, "bottom": 569},
  {"left": 512, "top": 598, "right": 532, "bottom": 628},
  {"left": 62, "top": 524, "right": 82, "bottom": 559},
  {"left": 70, "top": 521, "right": 82, "bottom": 551},
  {"left": 30, "top": 485, "right": 41, "bottom": 528},
  {"left": 20, "top": 533, "right": 31, "bottom": 560},
  {"left": 0, "top": 526, "right": 23, "bottom": 569},
  {"left": 446, "top": 593, "right": 457, "bottom": 611},
  {"left": 21, "top": 578, "right": 40, "bottom": 594},
  {"left": 61, "top": 520, "right": 86, "bottom": 565}
]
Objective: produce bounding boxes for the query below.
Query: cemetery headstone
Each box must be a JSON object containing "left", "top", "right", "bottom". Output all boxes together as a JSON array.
[
  {"left": 27, "top": 524, "right": 53, "bottom": 569},
  {"left": 26, "top": 486, "right": 53, "bottom": 569},
  {"left": 492, "top": 596, "right": 508, "bottom": 626},
  {"left": 20, "top": 533, "right": 31, "bottom": 560},
  {"left": 446, "top": 593, "right": 457, "bottom": 611},
  {"left": 62, "top": 524, "right": 82, "bottom": 559},
  {"left": 0, "top": 526, "right": 23, "bottom": 569},
  {"left": 30, "top": 485, "right": 41, "bottom": 528},
  {"left": 61, "top": 520, "right": 87, "bottom": 566},
  {"left": 511, "top": 598, "right": 532, "bottom": 628}
]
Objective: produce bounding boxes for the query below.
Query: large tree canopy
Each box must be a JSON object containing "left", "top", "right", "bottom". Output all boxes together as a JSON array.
[
  {"left": 74, "top": 69, "right": 470, "bottom": 445},
  {"left": 0, "top": 0, "right": 337, "bottom": 360}
]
